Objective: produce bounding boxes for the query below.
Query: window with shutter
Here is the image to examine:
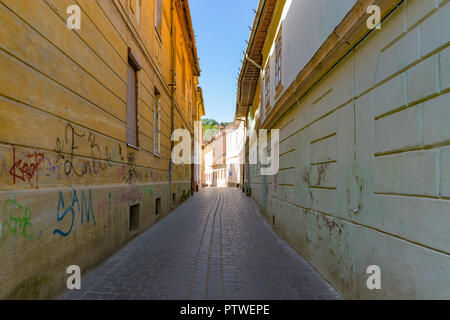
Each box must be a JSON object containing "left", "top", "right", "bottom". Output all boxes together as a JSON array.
[
  {"left": 155, "top": 0, "right": 162, "bottom": 36},
  {"left": 154, "top": 91, "right": 161, "bottom": 156},
  {"left": 182, "top": 54, "right": 186, "bottom": 96},
  {"left": 127, "top": 48, "right": 142, "bottom": 148},
  {"left": 264, "top": 60, "right": 271, "bottom": 113},
  {"left": 126, "top": 64, "right": 138, "bottom": 147},
  {"left": 275, "top": 30, "right": 282, "bottom": 89}
]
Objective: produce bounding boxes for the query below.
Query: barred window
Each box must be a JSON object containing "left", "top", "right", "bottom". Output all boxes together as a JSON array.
[
  {"left": 154, "top": 90, "right": 161, "bottom": 156},
  {"left": 155, "top": 0, "right": 162, "bottom": 36},
  {"left": 264, "top": 60, "right": 270, "bottom": 109},
  {"left": 182, "top": 54, "right": 186, "bottom": 95},
  {"left": 275, "top": 32, "right": 282, "bottom": 89},
  {"left": 126, "top": 48, "right": 141, "bottom": 148}
]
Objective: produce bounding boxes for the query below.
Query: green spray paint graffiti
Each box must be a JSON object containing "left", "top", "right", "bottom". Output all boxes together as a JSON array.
[
  {"left": 143, "top": 186, "right": 153, "bottom": 196},
  {"left": 1, "top": 199, "right": 34, "bottom": 240}
]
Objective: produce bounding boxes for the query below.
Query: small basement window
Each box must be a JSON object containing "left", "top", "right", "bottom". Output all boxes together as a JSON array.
[
  {"left": 130, "top": 204, "right": 140, "bottom": 233},
  {"left": 155, "top": 197, "right": 161, "bottom": 215}
]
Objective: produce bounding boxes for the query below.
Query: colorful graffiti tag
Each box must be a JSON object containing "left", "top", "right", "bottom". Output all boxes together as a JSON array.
[
  {"left": 44, "top": 157, "right": 62, "bottom": 180},
  {"left": 120, "top": 187, "right": 142, "bottom": 205},
  {"left": 53, "top": 187, "right": 96, "bottom": 237},
  {"left": 55, "top": 124, "right": 112, "bottom": 178},
  {"left": 124, "top": 152, "right": 137, "bottom": 184},
  {"left": 9, "top": 147, "right": 44, "bottom": 189},
  {"left": 1, "top": 199, "right": 34, "bottom": 240}
]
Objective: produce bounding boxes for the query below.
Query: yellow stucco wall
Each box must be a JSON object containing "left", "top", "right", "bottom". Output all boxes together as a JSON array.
[{"left": 0, "top": 0, "right": 199, "bottom": 299}]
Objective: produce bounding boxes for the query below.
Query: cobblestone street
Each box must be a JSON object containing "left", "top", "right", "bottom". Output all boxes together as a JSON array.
[{"left": 61, "top": 188, "right": 341, "bottom": 300}]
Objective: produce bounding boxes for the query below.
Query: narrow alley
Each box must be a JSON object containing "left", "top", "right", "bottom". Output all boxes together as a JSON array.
[
  {"left": 61, "top": 188, "right": 340, "bottom": 300},
  {"left": 2, "top": 0, "right": 449, "bottom": 303}
]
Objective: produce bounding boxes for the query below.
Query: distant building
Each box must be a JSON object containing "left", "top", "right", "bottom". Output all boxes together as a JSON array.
[
  {"left": 226, "top": 122, "right": 245, "bottom": 188},
  {"left": 193, "top": 87, "right": 205, "bottom": 193},
  {"left": 204, "top": 129, "right": 226, "bottom": 187},
  {"left": 203, "top": 123, "right": 245, "bottom": 188}
]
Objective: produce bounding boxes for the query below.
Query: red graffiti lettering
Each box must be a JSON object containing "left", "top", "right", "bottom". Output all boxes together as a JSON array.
[{"left": 9, "top": 147, "right": 45, "bottom": 189}]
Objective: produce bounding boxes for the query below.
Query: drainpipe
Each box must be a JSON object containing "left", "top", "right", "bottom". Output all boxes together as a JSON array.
[
  {"left": 242, "top": 56, "right": 262, "bottom": 198},
  {"left": 245, "top": 53, "right": 262, "bottom": 71},
  {"left": 236, "top": 0, "right": 266, "bottom": 111},
  {"left": 245, "top": 117, "right": 251, "bottom": 197},
  {"left": 236, "top": 0, "right": 267, "bottom": 197},
  {"left": 169, "top": 0, "right": 176, "bottom": 209}
]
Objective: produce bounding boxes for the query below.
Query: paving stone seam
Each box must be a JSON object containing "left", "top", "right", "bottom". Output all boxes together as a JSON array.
[
  {"left": 246, "top": 192, "right": 343, "bottom": 299},
  {"left": 205, "top": 189, "right": 223, "bottom": 299},
  {"left": 188, "top": 189, "right": 220, "bottom": 298}
]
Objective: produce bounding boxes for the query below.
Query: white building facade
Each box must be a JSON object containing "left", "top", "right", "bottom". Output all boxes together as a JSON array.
[{"left": 226, "top": 122, "right": 246, "bottom": 188}]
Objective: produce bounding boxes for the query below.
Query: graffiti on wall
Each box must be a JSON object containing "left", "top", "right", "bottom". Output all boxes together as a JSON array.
[
  {"left": 124, "top": 152, "right": 137, "bottom": 184},
  {"left": 117, "top": 165, "right": 126, "bottom": 180},
  {"left": 44, "top": 157, "right": 63, "bottom": 180},
  {"left": 143, "top": 186, "right": 153, "bottom": 196},
  {"left": 97, "top": 200, "right": 108, "bottom": 216},
  {"left": 115, "top": 144, "right": 126, "bottom": 163},
  {"left": 9, "top": 147, "right": 44, "bottom": 189},
  {"left": 55, "top": 124, "right": 113, "bottom": 178},
  {"left": 1, "top": 199, "right": 34, "bottom": 240},
  {"left": 120, "top": 187, "right": 142, "bottom": 205},
  {"left": 53, "top": 187, "right": 96, "bottom": 237},
  {"left": 97, "top": 192, "right": 112, "bottom": 216}
]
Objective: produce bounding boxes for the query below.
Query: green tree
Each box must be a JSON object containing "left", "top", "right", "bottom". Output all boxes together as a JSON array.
[{"left": 202, "top": 118, "right": 220, "bottom": 140}]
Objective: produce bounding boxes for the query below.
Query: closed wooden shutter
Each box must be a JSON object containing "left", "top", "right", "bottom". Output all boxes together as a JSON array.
[
  {"left": 155, "top": 0, "right": 162, "bottom": 34},
  {"left": 127, "top": 62, "right": 138, "bottom": 147},
  {"left": 153, "top": 93, "right": 161, "bottom": 155},
  {"left": 153, "top": 98, "right": 157, "bottom": 153},
  {"left": 261, "top": 76, "right": 264, "bottom": 113},
  {"left": 157, "top": 107, "right": 161, "bottom": 153}
]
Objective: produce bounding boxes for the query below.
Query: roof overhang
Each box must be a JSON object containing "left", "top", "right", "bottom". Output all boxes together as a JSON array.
[
  {"left": 176, "top": 0, "right": 201, "bottom": 76},
  {"left": 235, "top": 0, "right": 277, "bottom": 120}
]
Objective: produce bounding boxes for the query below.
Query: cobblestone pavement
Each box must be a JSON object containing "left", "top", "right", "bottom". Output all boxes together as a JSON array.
[{"left": 61, "top": 188, "right": 341, "bottom": 300}]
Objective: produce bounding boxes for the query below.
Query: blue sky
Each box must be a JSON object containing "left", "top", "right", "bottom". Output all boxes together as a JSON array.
[{"left": 190, "top": 0, "right": 259, "bottom": 123}]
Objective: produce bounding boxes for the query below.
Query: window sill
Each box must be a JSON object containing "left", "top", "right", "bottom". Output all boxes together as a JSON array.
[
  {"left": 274, "top": 84, "right": 284, "bottom": 100},
  {"left": 127, "top": 143, "right": 140, "bottom": 151},
  {"left": 155, "top": 27, "right": 162, "bottom": 43}
]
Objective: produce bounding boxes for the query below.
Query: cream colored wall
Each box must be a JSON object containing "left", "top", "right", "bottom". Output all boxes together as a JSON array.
[{"left": 250, "top": 0, "right": 450, "bottom": 299}]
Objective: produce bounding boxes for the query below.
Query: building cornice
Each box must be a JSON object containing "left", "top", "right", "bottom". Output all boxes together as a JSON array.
[
  {"left": 261, "top": 0, "right": 402, "bottom": 130},
  {"left": 236, "top": 0, "right": 278, "bottom": 120},
  {"left": 175, "top": 0, "right": 201, "bottom": 76}
]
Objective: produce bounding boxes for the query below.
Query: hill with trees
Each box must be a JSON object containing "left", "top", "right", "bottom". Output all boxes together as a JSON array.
[{"left": 202, "top": 118, "right": 232, "bottom": 140}]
